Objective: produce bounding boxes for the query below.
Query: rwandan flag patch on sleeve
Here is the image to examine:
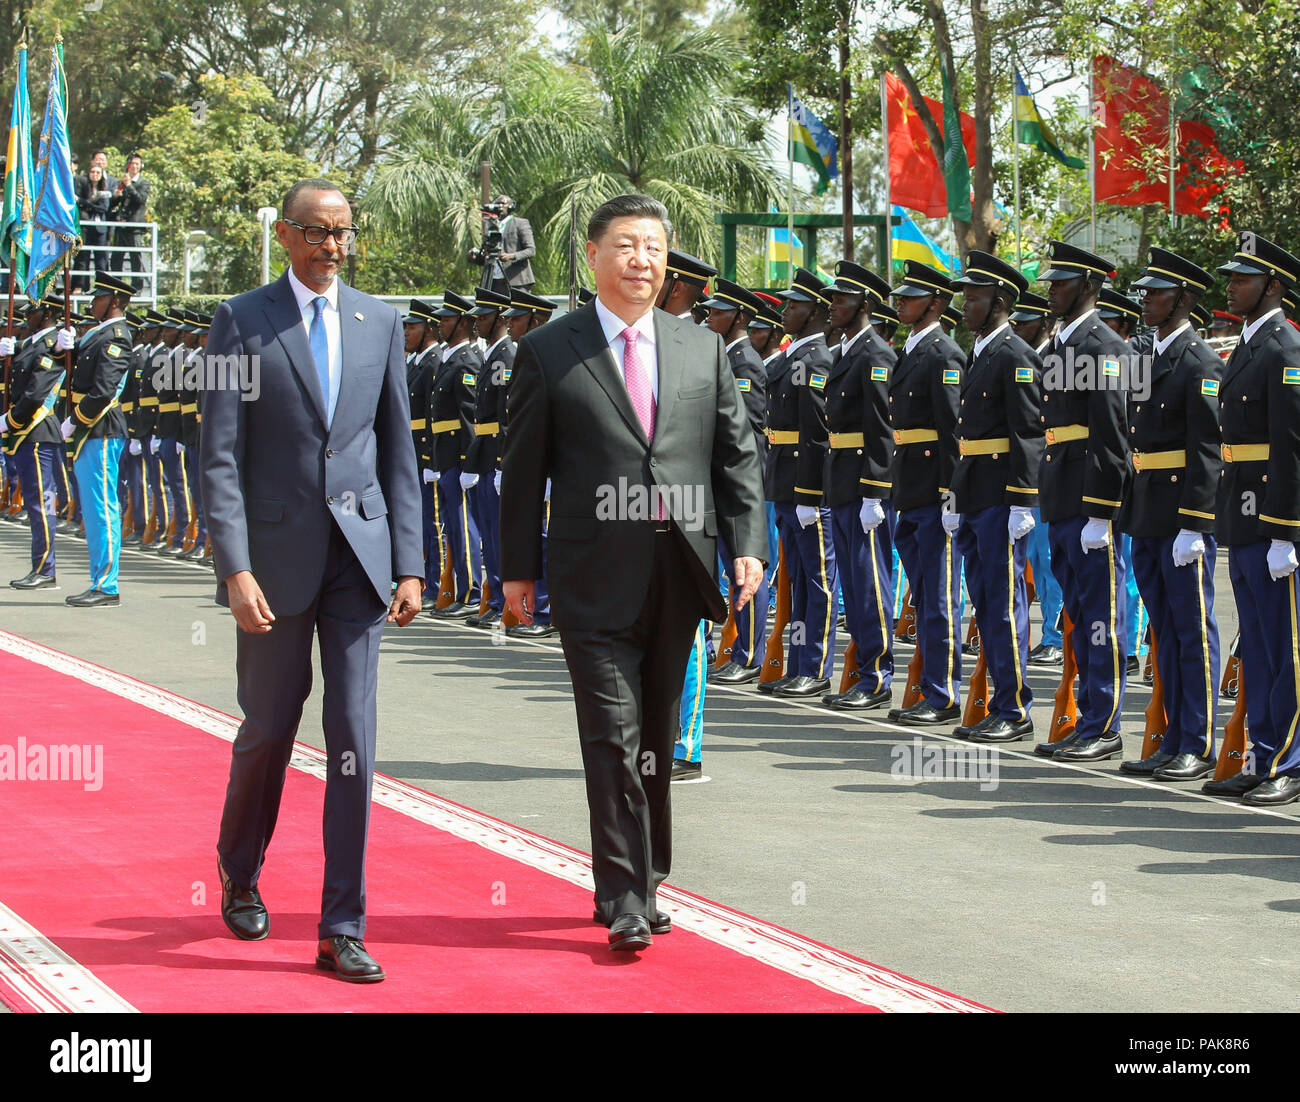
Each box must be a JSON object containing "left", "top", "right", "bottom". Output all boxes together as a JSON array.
[
  {"left": 809, "top": 373, "right": 826, "bottom": 390},
  {"left": 942, "top": 369, "right": 960, "bottom": 385},
  {"left": 503, "top": 368, "right": 512, "bottom": 382},
  {"left": 1102, "top": 358, "right": 1120, "bottom": 377},
  {"left": 462, "top": 372, "right": 476, "bottom": 386},
  {"left": 1014, "top": 366, "right": 1033, "bottom": 383},
  {"left": 107, "top": 344, "right": 122, "bottom": 357},
  {"left": 1284, "top": 367, "right": 1300, "bottom": 386},
  {"left": 736, "top": 377, "right": 752, "bottom": 391},
  {"left": 1201, "top": 378, "right": 1219, "bottom": 395},
  {"left": 871, "top": 366, "right": 888, "bottom": 381}
]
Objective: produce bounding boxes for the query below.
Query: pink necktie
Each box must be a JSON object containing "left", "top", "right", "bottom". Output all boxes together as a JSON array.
[{"left": 621, "top": 326, "right": 656, "bottom": 442}]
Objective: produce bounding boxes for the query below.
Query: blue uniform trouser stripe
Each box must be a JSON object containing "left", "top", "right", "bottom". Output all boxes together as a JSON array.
[
  {"left": 896, "top": 504, "right": 963, "bottom": 708},
  {"left": 718, "top": 532, "right": 769, "bottom": 668},
  {"left": 74, "top": 435, "right": 124, "bottom": 594},
  {"left": 14, "top": 439, "right": 58, "bottom": 576},
  {"left": 1117, "top": 533, "right": 1146, "bottom": 658},
  {"left": 436, "top": 467, "right": 481, "bottom": 605},
  {"left": 420, "top": 479, "right": 441, "bottom": 594},
  {"left": 1026, "top": 508, "right": 1063, "bottom": 647},
  {"left": 1048, "top": 516, "right": 1128, "bottom": 740},
  {"left": 472, "top": 477, "right": 503, "bottom": 615},
  {"left": 1132, "top": 535, "right": 1219, "bottom": 759},
  {"left": 829, "top": 499, "right": 895, "bottom": 693},
  {"left": 183, "top": 445, "right": 206, "bottom": 544},
  {"left": 773, "top": 502, "right": 837, "bottom": 679},
  {"left": 675, "top": 621, "right": 707, "bottom": 763},
  {"left": 159, "top": 437, "right": 190, "bottom": 548}
]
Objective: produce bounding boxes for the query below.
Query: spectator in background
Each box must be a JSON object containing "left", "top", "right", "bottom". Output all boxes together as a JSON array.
[
  {"left": 108, "top": 152, "right": 150, "bottom": 280},
  {"left": 77, "top": 162, "right": 113, "bottom": 287}
]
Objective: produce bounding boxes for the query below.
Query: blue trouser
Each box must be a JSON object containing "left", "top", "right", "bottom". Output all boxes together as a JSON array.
[
  {"left": 437, "top": 468, "right": 481, "bottom": 605},
  {"left": 420, "top": 478, "right": 442, "bottom": 595},
  {"left": 773, "top": 502, "right": 837, "bottom": 679},
  {"left": 895, "top": 504, "right": 963, "bottom": 708},
  {"left": 120, "top": 446, "right": 149, "bottom": 537},
  {"left": 676, "top": 621, "right": 707, "bottom": 763},
  {"left": 183, "top": 444, "right": 206, "bottom": 547},
  {"left": 1117, "top": 533, "right": 1146, "bottom": 658},
  {"left": 1229, "top": 540, "right": 1300, "bottom": 779},
  {"left": 1048, "top": 517, "right": 1128, "bottom": 740},
  {"left": 473, "top": 476, "right": 503, "bottom": 616},
  {"left": 146, "top": 451, "right": 169, "bottom": 540},
  {"left": 2, "top": 452, "right": 18, "bottom": 499},
  {"left": 830, "top": 499, "right": 896, "bottom": 693},
  {"left": 72, "top": 436, "right": 125, "bottom": 594},
  {"left": 956, "top": 505, "right": 1032, "bottom": 721},
  {"left": 1132, "top": 535, "right": 1218, "bottom": 760},
  {"left": 718, "top": 532, "right": 769, "bottom": 669},
  {"left": 159, "top": 436, "right": 190, "bottom": 548},
  {"left": 13, "top": 439, "right": 58, "bottom": 577},
  {"left": 1026, "top": 508, "right": 1062, "bottom": 647}
]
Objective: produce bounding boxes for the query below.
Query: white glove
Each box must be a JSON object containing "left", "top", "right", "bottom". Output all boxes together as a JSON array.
[
  {"left": 1008, "top": 506, "right": 1036, "bottom": 541},
  {"left": 493, "top": 470, "right": 502, "bottom": 493},
  {"left": 1080, "top": 517, "right": 1112, "bottom": 552},
  {"left": 55, "top": 326, "right": 76, "bottom": 351},
  {"left": 177, "top": 442, "right": 186, "bottom": 456},
  {"left": 459, "top": 472, "right": 479, "bottom": 491},
  {"left": 421, "top": 468, "right": 436, "bottom": 484},
  {"left": 859, "top": 497, "right": 884, "bottom": 533},
  {"left": 1171, "top": 528, "right": 1205, "bottom": 567},
  {"left": 941, "top": 511, "right": 962, "bottom": 535},
  {"left": 0, "top": 336, "right": 16, "bottom": 357},
  {"left": 544, "top": 478, "right": 551, "bottom": 503},
  {"left": 149, "top": 436, "right": 160, "bottom": 455},
  {"left": 59, "top": 416, "right": 74, "bottom": 440},
  {"left": 128, "top": 439, "right": 142, "bottom": 456},
  {"left": 1268, "top": 539, "right": 1299, "bottom": 581},
  {"left": 795, "top": 504, "right": 819, "bottom": 529}
]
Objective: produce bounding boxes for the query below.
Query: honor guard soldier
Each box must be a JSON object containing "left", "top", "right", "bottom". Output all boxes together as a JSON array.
[
  {"left": 134, "top": 308, "right": 170, "bottom": 548},
  {"left": 1098, "top": 287, "right": 1144, "bottom": 345},
  {"left": 465, "top": 286, "right": 515, "bottom": 629},
  {"left": 1035, "top": 241, "right": 1132, "bottom": 761},
  {"left": 700, "top": 278, "right": 769, "bottom": 683},
  {"left": 948, "top": 252, "right": 1044, "bottom": 741},
  {"left": 872, "top": 301, "right": 900, "bottom": 344},
  {"left": 1205, "top": 233, "right": 1300, "bottom": 805},
  {"left": 117, "top": 310, "right": 151, "bottom": 547},
  {"left": 940, "top": 302, "right": 962, "bottom": 337},
  {"left": 761, "top": 267, "right": 838, "bottom": 697},
  {"left": 3, "top": 296, "right": 65, "bottom": 588},
  {"left": 747, "top": 294, "right": 784, "bottom": 361},
  {"left": 403, "top": 299, "right": 441, "bottom": 607},
  {"left": 1117, "top": 248, "right": 1222, "bottom": 781},
  {"left": 60, "top": 271, "right": 135, "bottom": 606},
  {"left": 178, "top": 313, "right": 210, "bottom": 559},
  {"left": 885, "top": 261, "right": 966, "bottom": 725},
  {"left": 501, "top": 288, "right": 558, "bottom": 638},
  {"left": 428, "top": 290, "right": 483, "bottom": 618},
  {"left": 656, "top": 250, "right": 716, "bottom": 319},
  {"left": 1011, "top": 291, "right": 1054, "bottom": 353},
  {"left": 152, "top": 306, "right": 191, "bottom": 555},
  {"left": 818, "top": 260, "right": 899, "bottom": 710},
  {"left": 1190, "top": 302, "right": 1213, "bottom": 336}
]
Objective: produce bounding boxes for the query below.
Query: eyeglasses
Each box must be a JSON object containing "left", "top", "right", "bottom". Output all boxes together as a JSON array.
[{"left": 282, "top": 218, "right": 360, "bottom": 247}]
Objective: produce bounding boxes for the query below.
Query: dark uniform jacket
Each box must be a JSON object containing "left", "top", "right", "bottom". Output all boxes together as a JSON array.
[
  {"left": 428, "top": 341, "right": 483, "bottom": 472},
  {"left": 1216, "top": 310, "right": 1300, "bottom": 546},
  {"left": 888, "top": 323, "right": 964, "bottom": 512},
  {"left": 180, "top": 346, "right": 203, "bottom": 449},
  {"left": 134, "top": 342, "right": 163, "bottom": 442},
  {"left": 823, "top": 325, "right": 896, "bottom": 508},
  {"left": 950, "top": 324, "right": 1043, "bottom": 516},
  {"left": 727, "top": 336, "right": 767, "bottom": 462},
  {"left": 764, "top": 334, "right": 832, "bottom": 505},
  {"left": 67, "top": 316, "right": 132, "bottom": 459},
  {"left": 1119, "top": 324, "right": 1221, "bottom": 540},
  {"left": 465, "top": 335, "right": 514, "bottom": 476},
  {"left": 407, "top": 345, "right": 436, "bottom": 469},
  {"left": 1038, "top": 311, "right": 1132, "bottom": 524},
  {"left": 4, "top": 327, "right": 63, "bottom": 450},
  {"left": 153, "top": 342, "right": 185, "bottom": 440}
]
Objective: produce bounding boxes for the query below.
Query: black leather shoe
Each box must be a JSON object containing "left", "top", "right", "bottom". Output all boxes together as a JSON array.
[
  {"left": 968, "top": 716, "right": 1034, "bottom": 743},
  {"left": 64, "top": 588, "right": 120, "bottom": 607},
  {"left": 506, "top": 622, "right": 557, "bottom": 638},
  {"left": 218, "top": 861, "right": 268, "bottom": 941},
  {"left": 1125, "top": 655, "right": 1141, "bottom": 675},
  {"left": 10, "top": 571, "right": 57, "bottom": 589},
  {"left": 1053, "top": 732, "right": 1122, "bottom": 761},
  {"left": 1242, "top": 775, "right": 1300, "bottom": 806},
  {"left": 179, "top": 544, "right": 207, "bottom": 561},
  {"left": 823, "top": 686, "right": 891, "bottom": 711},
  {"left": 773, "top": 675, "right": 832, "bottom": 698},
  {"left": 709, "top": 661, "right": 761, "bottom": 685},
  {"left": 1151, "top": 752, "right": 1216, "bottom": 782},
  {"left": 1201, "top": 771, "right": 1263, "bottom": 799},
  {"left": 121, "top": 531, "right": 143, "bottom": 546},
  {"left": 432, "top": 601, "right": 474, "bottom": 619},
  {"left": 1027, "top": 644, "right": 1063, "bottom": 667},
  {"left": 315, "top": 935, "right": 385, "bottom": 982},
  {"left": 158, "top": 543, "right": 187, "bottom": 557},
  {"left": 594, "top": 910, "right": 671, "bottom": 935},
  {"left": 757, "top": 674, "right": 795, "bottom": 695},
  {"left": 608, "top": 913, "right": 652, "bottom": 952},
  {"left": 1035, "top": 730, "right": 1079, "bottom": 757},
  {"left": 1119, "top": 748, "right": 1177, "bottom": 775},
  {"left": 670, "top": 759, "right": 703, "bottom": 782},
  {"left": 894, "top": 701, "right": 961, "bottom": 726},
  {"left": 954, "top": 712, "right": 998, "bottom": 739}
]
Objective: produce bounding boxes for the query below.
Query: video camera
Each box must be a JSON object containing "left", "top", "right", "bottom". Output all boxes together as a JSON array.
[{"left": 468, "top": 197, "right": 516, "bottom": 287}]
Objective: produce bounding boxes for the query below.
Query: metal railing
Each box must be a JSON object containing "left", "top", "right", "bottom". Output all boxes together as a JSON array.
[{"left": 0, "top": 219, "right": 158, "bottom": 311}]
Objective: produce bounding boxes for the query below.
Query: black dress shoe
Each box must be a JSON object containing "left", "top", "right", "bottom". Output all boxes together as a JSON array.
[
  {"left": 608, "top": 913, "right": 652, "bottom": 952},
  {"left": 1035, "top": 730, "right": 1079, "bottom": 757},
  {"left": 1152, "top": 752, "right": 1216, "bottom": 782},
  {"left": 1242, "top": 775, "right": 1300, "bottom": 806},
  {"left": 1202, "top": 771, "right": 1263, "bottom": 799},
  {"left": 894, "top": 700, "right": 961, "bottom": 726},
  {"left": 158, "top": 543, "right": 186, "bottom": 557},
  {"left": 773, "top": 675, "right": 832, "bottom": 698},
  {"left": 757, "top": 674, "right": 795, "bottom": 695},
  {"left": 670, "top": 759, "right": 703, "bottom": 782},
  {"left": 968, "top": 716, "right": 1034, "bottom": 743},
  {"left": 315, "top": 935, "right": 385, "bottom": 982},
  {"left": 594, "top": 910, "right": 671, "bottom": 935},
  {"left": 10, "top": 571, "right": 57, "bottom": 590},
  {"left": 954, "top": 712, "right": 998, "bottom": 739},
  {"left": 179, "top": 544, "right": 207, "bottom": 561},
  {"left": 1053, "top": 732, "right": 1122, "bottom": 761},
  {"left": 1027, "top": 644, "right": 1063, "bottom": 667},
  {"left": 121, "top": 531, "right": 143, "bottom": 546},
  {"left": 432, "top": 601, "right": 474, "bottom": 619},
  {"left": 506, "top": 622, "right": 557, "bottom": 638},
  {"left": 64, "top": 588, "right": 120, "bottom": 608},
  {"left": 709, "top": 661, "right": 761, "bottom": 685},
  {"left": 1119, "top": 749, "right": 1177, "bottom": 775},
  {"left": 823, "top": 686, "right": 891, "bottom": 711},
  {"left": 1125, "top": 655, "right": 1141, "bottom": 675},
  {"left": 218, "top": 861, "right": 268, "bottom": 941}
]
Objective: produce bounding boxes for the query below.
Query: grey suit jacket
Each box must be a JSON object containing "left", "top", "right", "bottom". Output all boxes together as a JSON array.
[
  {"left": 200, "top": 271, "right": 424, "bottom": 617},
  {"left": 501, "top": 216, "right": 535, "bottom": 287}
]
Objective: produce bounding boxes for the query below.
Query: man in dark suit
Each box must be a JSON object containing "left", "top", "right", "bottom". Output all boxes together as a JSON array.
[
  {"left": 499, "top": 193, "right": 766, "bottom": 952},
  {"left": 201, "top": 178, "right": 425, "bottom": 982},
  {"left": 108, "top": 152, "right": 150, "bottom": 277}
]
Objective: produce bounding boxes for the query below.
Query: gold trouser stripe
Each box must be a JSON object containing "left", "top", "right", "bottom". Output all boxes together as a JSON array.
[
  {"left": 814, "top": 508, "right": 832, "bottom": 679},
  {"left": 1220, "top": 443, "right": 1269, "bottom": 462},
  {"left": 92, "top": 442, "right": 115, "bottom": 590},
  {"left": 1132, "top": 449, "right": 1186, "bottom": 472},
  {"left": 474, "top": 422, "right": 500, "bottom": 436},
  {"left": 33, "top": 446, "right": 50, "bottom": 573},
  {"left": 1044, "top": 424, "right": 1088, "bottom": 445},
  {"left": 1100, "top": 538, "right": 1122, "bottom": 735},
  {"left": 431, "top": 419, "right": 459, "bottom": 434},
  {"left": 828, "top": 432, "right": 864, "bottom": 449},
  {"left": 767, "top": 429, "right": 798, "bottom": 445},
  {"left": 409, "top": 418, "right": 428, "bottom": 431},
  {"left": 460, "top": 483, "right": 474, "bottom": 601},
  {"left": 868, "top": 523, "right": 889, "bottom": 693},
  {"left": 1274, "top": 573, "right": 1300, "bottom": 780},
  {"left": 685, "top": 627, "right": 706, "bottom": 747},
  {"left": 959, "top": 437, "right": 1010, "bottom": 457},
  {"left": 943, "top": 526, "right": 957, "bottom": 706},
  {"left": 893, "top": 428, "right": 939, "bottom": 445},
  {"left": 1007, "top": 528, "right": 1026, "bottom": 720},
  {"left": 140, "top": 450, "right": 151, "bottom": 529},
  {"left": 1195, "top": 557, "right": 1214, "bottom": 759}
]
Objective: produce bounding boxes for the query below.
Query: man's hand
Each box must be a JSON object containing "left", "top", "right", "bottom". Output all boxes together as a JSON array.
[
  {"left": 60, "top": 417, "right": 74, "bottom": 440},
  {"left": 503, "top": 579, "right": 535, "bottom": 625},
  {"left": 177, "top": 441, "right": 186, "bottom": 456},
  {"left": 421, "top": 468, "right": 436, "bottom": 484},
  {"left": 795, "top": 504, "right": 818, "bottom": 529},
  {"left": 128, "top": 439, "right": 142, "bottom": 456},
  {"left": 1080, "top": 517, "right": 1111, "bottom": 553},
  {"left": 1172, "top": 528, "right": 1205, "bottom": 567},
  {"left": 732, "top": 556, "right": 764, "bottom": 612},
  {"left": 55, "top": 326, "right": 76, "bottom": 351},
  {"left": 225, "top": 570, "right": 275, "bottom": 633},
  {"left": 0, "top": 336, "right": 16, "bottom": 357},
  {"left": 941, "top": 511, "right": 962, "bottom": 535},
  {"left": 149, "top": 436, "right": 160, "bottom": 455},
  {"left": 459, "top": 471, "right": 479, "bottom": 491},
  {"left": 499, "top": 253, "right": 515, "bottom": 264},
  {"left": 387, "top": 576, "right": 423, "bottom": 626},
  {"left": 1268, "top": 539, "right": 1299, "bottom": 581},
  {"left": 1008, "top": 506, "right": 1036, "bottom": 541},
  {"left": 493, "top": 470, "right": 502, "bottom": 494},
  {"left": 859, "top": 497, "right": 884, "bottom": 533}
]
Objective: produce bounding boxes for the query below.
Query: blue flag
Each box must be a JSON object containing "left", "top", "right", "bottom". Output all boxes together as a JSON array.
[
  {"left": 27, "top": 39, "right": 79, "bottom": 300},
  {"left": 1, "top": 41, "right": 34, "bottom": 290}
]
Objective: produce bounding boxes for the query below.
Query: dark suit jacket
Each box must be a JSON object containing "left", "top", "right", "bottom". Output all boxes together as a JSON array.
[
  {"left": 200, "top": 271, "right": 424, "bottom": 616},
  {"left": 888, "top": 325, "right": 965, "bottom": 512},
  {"left": 500, "top": 301, "right": 767, "bottom": 631},
  {"left": 501, "top": 216, "right": 536, "bottom": 287}
]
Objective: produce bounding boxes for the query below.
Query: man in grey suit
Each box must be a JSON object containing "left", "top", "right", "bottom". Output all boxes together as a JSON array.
[
  {"left": 495, "top": 195, "right": 536, "bottom": 290},
  {"left": 200, "top": 178, "right": 425, "bottom": 983},
  {"left": 500, "top": 194, "right": 767, "bottom": 952}
]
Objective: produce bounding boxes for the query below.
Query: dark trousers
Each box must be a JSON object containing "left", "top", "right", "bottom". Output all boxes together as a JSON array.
[
  {"left": 13, "top": 439, "right": 58, "bottom": 577},
  {"left": 183, "top": 444, "right": 206, "bottom": 545},
  {"left": 159, "top": 437, "right": 190, "bottom": 548},
  {"left": 830, "top": 500, "right": 896, "bottom": 693},
  {"left": 217, "top": 518, "right": 387, "bottom": 938},
  {"left": 1048, "top": 516, "right": 1128, "bottom": 740},
  {"left": 895, "top": 504, "right": 963, "bottom": 708},
  {"left": 420, "top": 478, "right": 442, "bottom": 594},
  {"left": 773, "top": 502, "right": 837, "bottom": 679},
  {"left": 718, "top": 531, "right": 769, "bottom": 668},
  {"left": 146, "top": 451, "right": 169, "bottom": 542},
  {"left": 956, "top": 505, "right": 1032, "bottom": 721},
  {"left": 559, "top": 529, "right": 702, "bottom": 923},
  {"left": 473, "top": 476, "right": 503, "bottom": 616},
  {"left": 437, "top": 468, "right": 481, "bottom": 605},
  {"left": 122, "top": 446, "right": 150, "bottom": 537}
]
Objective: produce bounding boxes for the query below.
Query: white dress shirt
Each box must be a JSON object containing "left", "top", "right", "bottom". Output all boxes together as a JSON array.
[
  {"left": 972, "top": 320, "right": 1010, "bottom": 360},
  {"left": 904, "top": 320, "right": 940, "bottom": 355},
  {"left": 1055, "top": 308, "right": 1098, "bottom": 346},
  {"left": 287, "top": 266, "right": 341, "bottom": 425},
  {"left": 595, "top": 295, "right": 659, "bottom": 401},
  {"left": 1240, "top": 306, "right": 1283, "bottom": 347},
  {"left": 1153, "top": 321, "right": 1191, "bottom": 356}
]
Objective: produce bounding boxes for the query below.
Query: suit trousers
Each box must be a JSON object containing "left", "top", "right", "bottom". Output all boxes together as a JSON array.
[
  {"left": 559, "top": 527, "right": 702, "bottom": 924},
  {"left": 217, "top": 516, "right": 388, "bottom": 938},
  {"left": 13, "top": 439, "right": 58, "bottom": 577},
  {"left": 120, "top": 447, "right": 150, "bottom": 537},
  {"left": 895, "top": 504, "right": 963, "bottom": 708}
]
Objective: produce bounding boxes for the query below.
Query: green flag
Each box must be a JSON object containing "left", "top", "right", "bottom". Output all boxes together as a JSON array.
[
  {"left": 1, "top": 38, "right": 34, "bottom": 291},
  {"left": 1014, "top": 72, "right": 1085, "bottom": 170},
  {"left": 941, "top": 65, "right": 972, "bottom": 222}
]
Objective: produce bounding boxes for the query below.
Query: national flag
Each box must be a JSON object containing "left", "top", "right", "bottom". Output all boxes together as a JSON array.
[
  {"left": 885, "top": 72, "right": 975, "bottom": 220},
  {"left": 1014, "top": 72, "right": 1085, "bottom": 169},
  {"left": 940, "top": 65, "right": 972, "bottom": 222},
  {"left": 788, "top": 86, "right": 838, "bottom": 196},
  {"left": 767, "top": 221, "right": 804, "bottom": 284},
  {"left": 26, "top": 37, "right": 80, "bottom": 300},
  {"left": 890, "top": 205, "right": 958, "bottom": 275},
  {"left": 1, "top": 38, "right": 34, "bottom": 292}
]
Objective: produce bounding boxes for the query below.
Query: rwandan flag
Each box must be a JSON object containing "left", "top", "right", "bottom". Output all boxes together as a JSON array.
[
  {"left": 788, "top": 86, "right": 839, "bottom": 196},
  {"left": 1015, "top": 72, "right": 1085, "bottom": 170},
  {"left": 891, "top": 205, "right": 959, "bottom": 276},
  {"left": 27, "top": 36, "right": 80, "bottom": 301},
  {"left": 1, "top": 38, "right": 34, "bottom": 292}
]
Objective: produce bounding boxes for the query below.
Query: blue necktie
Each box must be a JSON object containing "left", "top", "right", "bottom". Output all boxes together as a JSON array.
[{"left": 310, "top": 295, "right": 330, "bottom": 423}]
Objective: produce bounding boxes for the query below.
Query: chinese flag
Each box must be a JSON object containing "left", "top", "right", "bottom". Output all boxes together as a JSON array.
[{"left": 886, "top": 71, "right": 975, "bottom": 220}]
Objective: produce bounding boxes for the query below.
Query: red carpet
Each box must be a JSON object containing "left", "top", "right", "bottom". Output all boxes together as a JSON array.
[{"left": 0, "top": 630, "right": 992, "bottom": 1013}]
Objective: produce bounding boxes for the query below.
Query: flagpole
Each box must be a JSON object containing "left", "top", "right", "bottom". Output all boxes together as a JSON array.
[
  {"left": 1168, "top": 34, "right": 1176, "bottom": 229},
  {"left": 880, "top": 70, "right": 891, "bottom": 278},
  {"left": 1087, "top": 58, "right": 1097, "bottom": 254},
  {"left": 787, "top": 82, "right": 795, "bottom": 281},
  {"left": 1013, "top": 70, "right": 1022, "bottom": 268}
]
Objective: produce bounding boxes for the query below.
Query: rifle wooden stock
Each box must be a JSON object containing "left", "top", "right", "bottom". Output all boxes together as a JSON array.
[
  {"left": 1025, "top": 559, "right": 1036, "bottom": 608},
  {"left": 1139, "top": 629, "right": 1166, "bottom": 759},
  {"left": 900, "top": 642, "right": 925, "bottom": 710},
  {"left": 1220, "top": 633, "right": 1240, "bottom": 699},
  {"left": 838, "top": 639, "right": 859, "bottom": 693},
  {"left": 435, "top": 535, "right": 454, "bottom": 608},
  {"left": 1048, "top": 611, "right": 1078, "bottom": 742},
  {"left": 1215, "top": 662, "right": 1248, "bottom": 781},
  {"left": 895, "top": 584, "right": 916, "bottom": 641},
  {"left": 961, "top": 634, "right": 989, "bottom": 728},
  {"left": 478, "top": 580, "right": 492, "bottom": 618},
  {"left": 760, "top": 546, "right": 790, "bottom": 684},
  {"left": 716, "top": 606, "right": 738, "bottom": 670}
]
